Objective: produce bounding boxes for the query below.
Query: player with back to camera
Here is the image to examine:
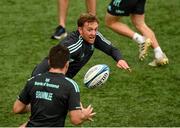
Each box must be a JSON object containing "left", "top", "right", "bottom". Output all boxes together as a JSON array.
[
  {"left": 105, "top": 0, "right": 169, "bottom": 66},
  {"left": 51, "top": 0, "right": 96, "bottom": 40},
  {"left": 13, "top": 44, "right": 96, "bottom": 127},
  {"left": 32, "top": 13, "right": 131, "bottom": 80}
]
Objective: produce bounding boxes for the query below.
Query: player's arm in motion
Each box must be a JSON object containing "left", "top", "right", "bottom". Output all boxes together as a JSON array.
[
  {"left": 95, "top": 31, "right": 131, "bottom": 71},
  {"left": 69, "top": 103, "right": 96, "bottom": 125},
  {"left": 13, "top": 99, "right": 31, "bottom": 114}
]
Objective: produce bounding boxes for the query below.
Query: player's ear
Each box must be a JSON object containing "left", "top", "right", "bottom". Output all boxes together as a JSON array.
[
  {"left": 78, "top": 27, "right": 83, "bottom": 35},
  {"left": 64, "top": 61, "right": 69, "bottom": 73},
  {"left": 48, "top": 59, "right": 50, "bottom": 65}
]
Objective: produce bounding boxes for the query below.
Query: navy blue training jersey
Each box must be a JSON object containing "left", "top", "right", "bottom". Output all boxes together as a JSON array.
[{"left": 32, "top": 31, "right": 122, "bottom": 78}]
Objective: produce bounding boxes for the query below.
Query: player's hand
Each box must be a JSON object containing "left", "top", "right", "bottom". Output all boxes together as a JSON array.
[
  {"left": 19, "top": 122, "right": 28, "bottom": 128},
  {"left": 80, "top": 103, "right": 96, "bottom": 121},
  {"left": 116, "top": 60, "right": 131, "bottom": 72}
]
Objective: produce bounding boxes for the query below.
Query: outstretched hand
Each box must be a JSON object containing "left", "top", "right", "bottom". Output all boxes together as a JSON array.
[
  {"left": 80, "top": 103, "right": 96, "bottom": 121},
  {"left": 116, "top": 60, "right": 131, "bottom": 72}
]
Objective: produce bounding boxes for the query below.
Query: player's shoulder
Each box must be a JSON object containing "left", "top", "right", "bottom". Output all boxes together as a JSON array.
[
  {"left": 64, "top": 77, "right": 80, "bottom": 92},
  {"left": 95, "top": 31, "right": 112, "bottom": 45},
  {"left": 27, "top": 73, "right": 43, "bottom": 82},
  {"left": 27, "top": 72, "right": 51, "bottom": 83},
  {"left": 61, "top": 31, "right": 82, "bottom": 45},
  {"left": 61, "top": 31, "right": 84, "bottom": 55}
]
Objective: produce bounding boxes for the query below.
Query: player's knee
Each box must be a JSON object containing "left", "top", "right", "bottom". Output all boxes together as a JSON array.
[
  {"left": 105, "top": 17, "right": 111, "bottom": 28},
  {"left": 132, "top": 19, "right": 144, "bottom": 29},
  {"left": 105, "top": 17, "right": 116, "bottom": 29},
  {"left": 133, "top": 21, "right": 146, "bottom": 31}
]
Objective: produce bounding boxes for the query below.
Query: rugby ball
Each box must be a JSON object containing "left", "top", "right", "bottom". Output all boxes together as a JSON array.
[{"left": 84, "top": 64, "right": 110, "bottom": 88}]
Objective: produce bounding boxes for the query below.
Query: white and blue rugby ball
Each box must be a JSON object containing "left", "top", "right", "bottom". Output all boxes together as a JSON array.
[{"left": 84, "top": 64, "right": 110, "bottom": 88}]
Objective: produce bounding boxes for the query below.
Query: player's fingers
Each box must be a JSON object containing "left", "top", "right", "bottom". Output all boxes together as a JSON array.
[
  {"left": 86, "top": 106, "right": 94, "bottom": 114},
  {"left": 90, "top": 105, "right": 94, "bottom": 110},
  {"left": 90, "top": 112, "right": 96, "bottom": 116},
  {"left": 122, "top": 65, "right": 132, "bottom": 72},
  {"left": 122, "top": 62, "right": 131, "bottom": 71},
  {"left": 88, "top": 112, "right": 96, "bottom": 121},
  {"left": 121, "top": 62, "right": 129, "bottom": 70},
  {"left": 88, "top": 118, "right": 94, "bottom": 121},
  {"left": 116, "top": 63, "right": 123, "bottom": 69},
  {"left": 127, "top": 68, "right": 132, "bottom": 72},
  {"left": 117, "top": 61, "right": 131, "bottom": 72},
  {"left": 87, "top": 104, "right": 92, "bottom": 110},
  {"left": 80, "top": 102, "right": 83, "bottom": 108},
  {"left": 124, "top": 62, "right": 130, "bottom": 68},
  {"left": 88, "top": 117, "right": 94, "bottom": 121}
]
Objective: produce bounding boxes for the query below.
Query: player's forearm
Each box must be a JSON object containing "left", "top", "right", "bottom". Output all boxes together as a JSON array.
[
  {"left": 13, "top": 100, "right": 30, "bottom": 114},
  {"left": 70, "top": 109, "right": 92, "bottom": 125},
  {"left": 111, "top": 47, "right": 122, "bottom": 61},
  {"left": 23, "top": 104, "right": 31, "bottom": 113},
  {"left": 70, "top": 110, "right": 86, "bottom": 125}
]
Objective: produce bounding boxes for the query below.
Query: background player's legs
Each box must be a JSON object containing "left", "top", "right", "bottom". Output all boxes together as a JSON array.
[
  {"left": 105, "top": 12, "right": 150, "bottom": 60},
  {"left": 58, "top": 0, "right": 69, "bottom": 28},
  {"left": 85, "top": 0, "right": 96, "bottom": 16},
  {"left": 51, "top": 0, "right": 68, "bottom": 39},
  {"left": 131, "top": 14, "right": 168, "bottom": 65},
  {"left": 52, "top": 0, "right": 96, "bottom": 40},
  {"left": 105, "top": 13, "right": 135, "bottom": 38},
  {"left": 131, "top": 14, "right": 159, "bottom": 48}
]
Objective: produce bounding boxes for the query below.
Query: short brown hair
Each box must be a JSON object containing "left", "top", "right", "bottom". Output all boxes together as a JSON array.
[
  {"left": 49, "top": 44, "right": 70, "bottom": 68},
  {"left": 77, "top": 13, "right": 99, "bottom": 27}
]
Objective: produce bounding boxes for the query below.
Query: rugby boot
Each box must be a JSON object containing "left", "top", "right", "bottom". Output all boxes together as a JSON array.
[
  {"left": 51, "top": 25, "right": 67, "bottom": 40},
  {"left": 149, "top": 53, "right": 169, "bottom": 67},
  {"left": 139, "top": 38, "right": 152, "bottom": 61}
]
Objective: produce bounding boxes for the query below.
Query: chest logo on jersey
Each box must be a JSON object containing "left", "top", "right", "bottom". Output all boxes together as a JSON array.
[{"left": 34, "top": 78, "right": 59, "bottom": 89}]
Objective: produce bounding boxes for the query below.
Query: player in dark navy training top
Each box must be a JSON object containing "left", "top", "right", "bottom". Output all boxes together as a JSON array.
[
  {"left": 13, "top": 45, "right": 96, "bottom": 127},
  {"left": 32, "top": 13, "right": 131, "bottom": 79},
  {"left": 105, "top": 0, "right": 168, "bottom": 66}
]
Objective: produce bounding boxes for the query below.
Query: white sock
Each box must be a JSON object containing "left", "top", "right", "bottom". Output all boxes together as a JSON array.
[
  {"left": 132, "top": 33, "right": 145, "bottom": 44},
  {"left": 154, "top": 46, "right": 163, "bottom": 59}
]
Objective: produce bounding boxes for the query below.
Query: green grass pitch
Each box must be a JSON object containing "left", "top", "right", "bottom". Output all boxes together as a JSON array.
[{"left": 0, "top": 0, "right": 180, "bottom": 126}]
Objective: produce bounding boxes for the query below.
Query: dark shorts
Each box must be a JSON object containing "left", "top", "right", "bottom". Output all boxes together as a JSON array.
[{"left": 107, "top": 0, "right": 146, "bottom": 16}]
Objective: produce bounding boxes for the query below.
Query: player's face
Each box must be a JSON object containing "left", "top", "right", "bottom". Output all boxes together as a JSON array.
[{"left": 78, "top": 21, "right": 98, "bottom": 44}]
